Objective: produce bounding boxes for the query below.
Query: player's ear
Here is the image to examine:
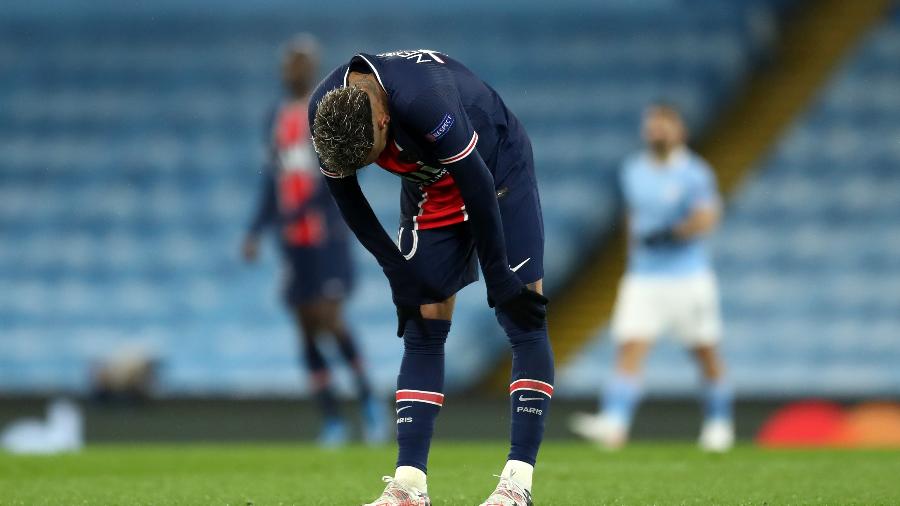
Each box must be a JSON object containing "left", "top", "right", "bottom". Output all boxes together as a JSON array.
[{"left": 378, "top": 113, "right": 390, "bottom": 130}]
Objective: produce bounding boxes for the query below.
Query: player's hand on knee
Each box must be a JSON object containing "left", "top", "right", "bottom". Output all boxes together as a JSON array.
[
  {"left": 497, "top": 287, "right": 549, "bottom": 329},
  {"left": 386, "top": 266, "right": 443, "bottom": 301},
  {"left": 395, "top": 304, "right": 426, "bottom": 338},
  {"left": 386, "top": 266, "right": 445, "bottom": 337}
]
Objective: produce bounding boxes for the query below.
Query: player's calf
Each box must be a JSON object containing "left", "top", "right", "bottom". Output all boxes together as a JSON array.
[
  {"left": 699, "top": 374, "right": 734, "bottom": 452},
  {"left": 391, "top": 319, "right": 450, "bottom": 493},
  {"left": 495, "top": 307, "right": 554, "bottom": 495}
]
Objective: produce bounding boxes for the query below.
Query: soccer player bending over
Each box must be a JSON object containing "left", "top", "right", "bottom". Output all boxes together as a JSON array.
[
  {"left": 569, "top": 103, "right": 734, "bottom": 452},
  {"left": 309, "top": 49, "right": 553, "bottom": 506},
  {"left": 242, "top": 35, "right": 387, "bottom": 446}
]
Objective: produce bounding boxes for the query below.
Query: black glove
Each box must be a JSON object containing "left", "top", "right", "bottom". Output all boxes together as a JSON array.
[
  {"left": 385, "top": 265, "right": 445, "bottom": 338},
  {"left": 495, "top": 287, "right": 549, "bottom": 330},
  {"left": 640, "top": 227, "right": 679, "bottom": 248},
  {"left": 396, "top": 303, "right": 426, "bottom": 338}
]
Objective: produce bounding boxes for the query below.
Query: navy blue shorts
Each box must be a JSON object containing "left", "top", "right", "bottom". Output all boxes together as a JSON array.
[
  {"left": 398, "top": 163, "right": 544, "bottom": 305},
  {"left": 281, "top": 242, "right": 355, "bottom": 306}
]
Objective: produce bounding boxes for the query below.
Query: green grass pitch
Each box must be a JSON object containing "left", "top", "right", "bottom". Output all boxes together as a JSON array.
[{"left": 1, "top": 442, "right": 898, "bottom": 505}]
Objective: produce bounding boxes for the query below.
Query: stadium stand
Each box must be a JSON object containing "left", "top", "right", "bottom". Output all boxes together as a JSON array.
[
  {"left": 1, "top": 0, "right": 783, "bottom": 395},
  {"left": 560, "top": 5, "right": 900, "bottom": 397}
]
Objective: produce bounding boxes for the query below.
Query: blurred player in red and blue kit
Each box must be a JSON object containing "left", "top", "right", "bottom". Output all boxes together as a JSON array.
[{"left": 241, "top": 35, "right": 387, "bottom": 446}]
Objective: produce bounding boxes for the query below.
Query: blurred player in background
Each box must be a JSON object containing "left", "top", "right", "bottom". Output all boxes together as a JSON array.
[
  {"left": 311, "top": 49, "right": 552, "bottom": 506},
  {"left": 241, "top": 35, "right": 386, "bottom": 446},
  {"left": 570, "top": 103, "right": 734, "bottom": 452}
]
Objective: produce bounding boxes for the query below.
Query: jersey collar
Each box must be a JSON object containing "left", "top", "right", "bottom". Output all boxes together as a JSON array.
[
  {"left": 646, "top": 146, "right": 689, "bottom": 170},
  {"left": 343, "top": 53, "right": 388, "bottom": 94}
]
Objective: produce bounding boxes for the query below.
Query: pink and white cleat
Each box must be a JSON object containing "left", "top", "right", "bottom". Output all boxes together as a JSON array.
[
  {"left": 362, "top": 476, "right": 431, "bottom": 506},
  {"left": 479, "top": 476, "right": 533, "bottom": 506}
]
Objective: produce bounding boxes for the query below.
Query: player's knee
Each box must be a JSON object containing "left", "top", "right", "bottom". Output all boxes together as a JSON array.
[
  {"left": 693, "top": 347, "right": 723, "bottom": 379},
  {"left": 495, "top": 307, "right": 548, "bottom": 347},
  {"left": 420, "top": 298, "right": 455, "bottom": 320},
  {"left": 301, "top": 324, "right": 325, "bottom": 344},
  {"left": 402, "top": 319, "right": 451, "bottom": 355},
  {"left": 403, "top": 333, "right": 445, "bottom": 353}
]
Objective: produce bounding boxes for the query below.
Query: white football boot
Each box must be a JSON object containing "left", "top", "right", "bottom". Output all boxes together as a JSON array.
[
  {"left": 362, "top": 476, "right": 430, "bottom": 506},
  {"left": 699, "top": 419, "right": 734, "bottom": 452},
  {"left": 479, "top": 476, "right": 533, "bottom": 506},
  {"left": 568, "top": 412, "right": 627, "bottom": 449}
]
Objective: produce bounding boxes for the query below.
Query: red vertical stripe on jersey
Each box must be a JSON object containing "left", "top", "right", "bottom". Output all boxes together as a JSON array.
[
  {"left": 375, "top": 140, "right": 468, "bottom": 230},
  {"left": 275, "top": 103, "right": 309, "bottom": 146},
  {"left": 274, "top": 101, "right": 324, "bottom": 246},
  {"left": 416, "top": 175, "right": 466, "bottom": 229}
]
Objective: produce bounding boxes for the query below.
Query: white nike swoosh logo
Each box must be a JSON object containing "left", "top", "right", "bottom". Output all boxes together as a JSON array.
[
  {"left": 510, "top": 258, "right": 531, "bottom": 273},
  {"left": 519, "top": 395, "right": 543, "bottom": 402},
  {"left": 396, "top": 406, "right": 412, "bottom": 414}
]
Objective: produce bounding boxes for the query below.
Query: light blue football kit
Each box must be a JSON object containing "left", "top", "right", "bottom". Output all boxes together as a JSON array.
[
  {"left": 621, "top": 147, "right": 720, "bottom": 276},
  {"left": 604, "top": 147, "right": 732, "bottom": 431}
]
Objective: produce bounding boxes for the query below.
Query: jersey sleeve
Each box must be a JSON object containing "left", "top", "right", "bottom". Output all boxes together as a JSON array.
[
  {"left": 403, "top": 88, "right": 523, "bottom": 304},
  {"left": 247, "top": 104, "right": 282, "bottom": 235},
  {"left": 688, "top": 160, "right": 721, "bottom": 211},
  {"left": 323, "top": 174, "right": 445, "bottom": 306},
  {"left": 247, "top": 165, "right": 278, "bottom": 235},
  {"left": 308, "top": 68, "right": 450, "bottom": 304},
  {"left": 405, "top": 87, "right": 478, "bottom": 166}
]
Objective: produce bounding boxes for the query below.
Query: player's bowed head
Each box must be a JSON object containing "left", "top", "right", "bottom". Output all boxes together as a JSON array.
[{"left": 312, "top": 76, "right": 391, "bottom": 178}]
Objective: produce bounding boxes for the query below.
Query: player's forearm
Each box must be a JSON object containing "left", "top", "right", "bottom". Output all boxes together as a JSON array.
[
  {"left": 445, "top": 155, "right": 522, "bottom": 302},
  {"left": 323, "top": 175, "right": 405, "bottom": 270},
  {"left": 247, "top": 167, "right": 278, "bottom": 235},
  {"left": 674, "top": 206, "right": 720, "bottom": 239}
]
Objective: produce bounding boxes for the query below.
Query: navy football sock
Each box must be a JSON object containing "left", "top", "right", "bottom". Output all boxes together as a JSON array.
[
  {"left": 302, "top": 336, "right": 328, "bottom": 372},
  {"left": 702, "top": 378, "right": 734, "bottom": 422},
  {"left": 601, "top": 372, "right": 642, "bottom": 427},
  {"left": 314, "top": 383, "right": 340, "bottom": 419},
  {"left": 301, "top": 338, "right": 340, "bottom": 419},
  {"left": 497, "top": 309, "right": 555, "bottom": 466},
  {"left": 395, "top": 319, "right": 450, "bottom": 473},
  {"left": 335, "top": 330, "right": 372, "bottom": 401}
]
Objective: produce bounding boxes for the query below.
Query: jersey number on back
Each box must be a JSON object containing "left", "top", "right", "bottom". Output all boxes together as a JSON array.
[{"left": 378, "top": 49, "right": 445, "bottom": 64}]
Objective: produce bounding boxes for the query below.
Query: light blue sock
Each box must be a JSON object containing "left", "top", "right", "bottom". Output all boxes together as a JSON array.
[
  {"left": 601, "top": 373, "right": 642, "bottom": 426},
  {"left": 703, "top": 379, "right": 734, "bottom": 422}
]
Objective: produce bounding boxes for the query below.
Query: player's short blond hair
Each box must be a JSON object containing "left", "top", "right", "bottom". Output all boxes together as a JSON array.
[{"left": 312, "top": 86, "right": 374, "bottom": 177}]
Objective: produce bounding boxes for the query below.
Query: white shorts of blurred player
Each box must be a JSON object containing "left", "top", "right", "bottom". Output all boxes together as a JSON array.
[{"left": 610, "top": 271, "right": 722, "bottom": 346}]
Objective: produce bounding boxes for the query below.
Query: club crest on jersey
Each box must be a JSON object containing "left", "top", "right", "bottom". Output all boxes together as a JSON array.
[{"left": 426, "top": 113, "right": 455, "bottom": 143}]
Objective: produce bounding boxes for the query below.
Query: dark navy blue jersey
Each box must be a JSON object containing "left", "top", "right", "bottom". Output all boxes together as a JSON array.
[
  {"left": 309, "top": 50, "right": 535, "bottom": 305},
  {"left": 309, "top": 50, "right": 532, "bottom": 230}
]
